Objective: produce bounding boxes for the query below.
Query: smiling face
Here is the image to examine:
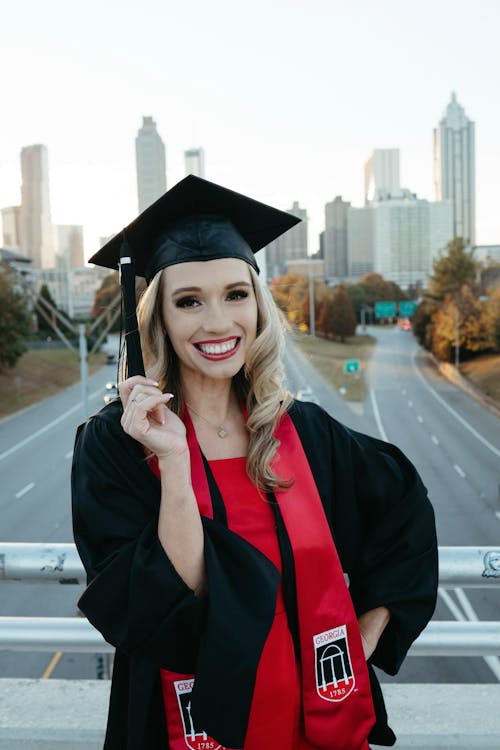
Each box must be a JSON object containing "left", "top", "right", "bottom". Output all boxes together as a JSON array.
[{"left": 161, "top": 257, "right": 258, "bottom": 387}]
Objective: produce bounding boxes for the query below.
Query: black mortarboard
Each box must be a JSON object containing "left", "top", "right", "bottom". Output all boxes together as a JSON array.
[{"left": 89, "top": 175, "right": 301, "bottom": 377}]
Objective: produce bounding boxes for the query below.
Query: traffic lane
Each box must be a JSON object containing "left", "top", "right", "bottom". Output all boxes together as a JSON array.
[
  {"left": 372, "top": 375, "right": 499, "bottom": 546},
  {"left": 415, "top": 347, "right": 500, "bottom": 452},
  {"left": 283, "top": 337, "right": 378, "bottom": 437},
  {"left": 0, "top": 363, "right": 117, "bottom": 456},
  {"left": 367, "top": 330, "right": 499, "bottom": 543}
]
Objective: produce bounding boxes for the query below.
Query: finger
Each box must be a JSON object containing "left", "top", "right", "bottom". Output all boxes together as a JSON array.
[
  {"left": 122, "top": 394, "right": 174, "bottom": 437},
  {"left": 122, "top": 392, "right": 172, "bottom": 433},
  {"left": 118, "top": 376, "right": 159, "bottom": 407},
  {"left": 125, "top": 384, "right": 164, "bottom": 410}
]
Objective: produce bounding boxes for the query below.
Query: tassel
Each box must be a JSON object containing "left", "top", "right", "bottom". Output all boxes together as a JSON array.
[{"left": 119, "top": 233, "right": 145, "bottom": 377}]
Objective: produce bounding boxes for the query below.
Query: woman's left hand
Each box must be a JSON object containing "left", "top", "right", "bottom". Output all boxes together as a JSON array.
[{"left": 358, "top": 606, "right": 391, "bottom": 660}]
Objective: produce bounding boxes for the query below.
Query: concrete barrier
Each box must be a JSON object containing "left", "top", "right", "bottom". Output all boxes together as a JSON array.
[{"left": 1, "top": 679, "right": 499, "bottom": 749}]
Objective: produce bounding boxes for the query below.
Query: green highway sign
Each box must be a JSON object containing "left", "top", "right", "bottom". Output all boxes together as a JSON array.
[
  {"left": 399, "top": 301, "right": 418, "bottom": 317},
  {"left": 375, "top": 301, "right": 396, "bottom": 318},
  {"left": 344, "top": 359, "right": 360, "bottom": 374}
]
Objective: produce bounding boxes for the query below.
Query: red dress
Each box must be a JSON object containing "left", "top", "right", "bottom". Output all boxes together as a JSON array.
[{"left": 161, "top": 456, "right": 316, "bottom": 750}]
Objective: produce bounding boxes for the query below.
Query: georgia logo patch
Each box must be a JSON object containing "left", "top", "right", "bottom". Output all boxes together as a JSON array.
[
  {"left": 313, "top": 625, "right": 355, "bottom": 702},
  {"left": 174, "top": 679, "right": 225, "bottom": 750}
]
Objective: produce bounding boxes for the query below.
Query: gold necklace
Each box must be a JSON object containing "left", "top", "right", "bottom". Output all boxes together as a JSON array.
[{"left": 186, "top": 403, "right": 229, "bottom": 438}]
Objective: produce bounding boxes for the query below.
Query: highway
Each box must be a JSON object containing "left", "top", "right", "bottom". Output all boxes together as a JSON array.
[{"left": 1, "top": 327, "right": 499, "bottom": 686}]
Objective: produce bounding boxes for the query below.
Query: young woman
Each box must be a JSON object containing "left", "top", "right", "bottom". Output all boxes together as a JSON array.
[{"left": 72, "top": 177, "right": 438, "bottom": 750}]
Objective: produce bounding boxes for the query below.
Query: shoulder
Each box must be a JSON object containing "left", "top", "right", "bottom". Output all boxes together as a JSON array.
[{"left": 286, "top": 399, "right": 422, "bottom": 492}]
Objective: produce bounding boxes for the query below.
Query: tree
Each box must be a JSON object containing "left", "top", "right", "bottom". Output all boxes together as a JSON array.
[
  {"left": 485, "top": 287, "right": 500, "bottom": 352},
  {"left": 412, "top": 300, "right": 436, "bottom": 349},
  {"left": 427, "top": 237, "right": 477, "bottom": 301},
  {"left": 430, "top": 285, "right": 494, "bottom": 362},
  {"left": 0, "top": 266, "right": 32, "bottom": 371},
  {"left": 318, "top": 285, "right": 357, "bottom": 341},
  {"left": 347, "top": 273, "right": 407, "bottom": 322}
]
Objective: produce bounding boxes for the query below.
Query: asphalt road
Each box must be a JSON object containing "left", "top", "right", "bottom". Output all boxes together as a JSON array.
[{"left": 1, "top": 328, "right": 499, "bottom": 686}]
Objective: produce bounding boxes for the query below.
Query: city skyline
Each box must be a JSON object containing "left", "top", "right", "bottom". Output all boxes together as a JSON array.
[{"left": 1, "top": 0, "right": 499, "bottom": 259}]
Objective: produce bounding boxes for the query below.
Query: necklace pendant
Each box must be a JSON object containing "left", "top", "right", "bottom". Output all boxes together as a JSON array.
[{"left": 217, "top": 426, "right": 227, "bottom": 438}]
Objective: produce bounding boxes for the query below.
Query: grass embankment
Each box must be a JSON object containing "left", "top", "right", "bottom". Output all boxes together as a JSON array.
[
  {"left": 293, "top": 331, "right": 376, "bottom": 401},
  {"left": 459, "top": 354, "right": 500, "bottom": 406},
  {"left": 0, "top": 348, "right": 106, "bottom": 418}
]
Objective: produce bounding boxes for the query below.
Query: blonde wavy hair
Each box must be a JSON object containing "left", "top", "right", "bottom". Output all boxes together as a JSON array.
[{"left": 133, "top": 264, "right": 292, "bottom": 491}]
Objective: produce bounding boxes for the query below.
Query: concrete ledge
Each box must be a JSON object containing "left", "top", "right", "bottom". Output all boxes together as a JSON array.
[{"left": 1, "top": 680, "right": 500, "bottom": 748}]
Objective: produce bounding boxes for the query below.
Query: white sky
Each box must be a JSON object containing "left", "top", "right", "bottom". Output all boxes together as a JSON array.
[{"left": 1, "top": 0, "right": 499, "bottom": 260}]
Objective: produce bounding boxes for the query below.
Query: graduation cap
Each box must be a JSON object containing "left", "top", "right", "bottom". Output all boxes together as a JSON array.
[{"left": 90, "top": 175, "right": 301, "bottom": 377}]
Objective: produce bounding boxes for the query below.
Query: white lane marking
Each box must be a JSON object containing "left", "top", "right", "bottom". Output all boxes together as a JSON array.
[
  {"left": 369, "top": 390, "right": 388, "bottom": 442},
  {"left": 417, "top": 415, "right": 424, "bottom": 423},
  {"left": 495, "top": 512, "right": 500, "bottom": 522},
  {"left": 65, "top": 450, "right": 73, "bottom": 460},
  {"left": 408, "top": 400, "right": 413, "bottom": 407},
  {"left": 455, "top": 588, "right": 500, "bottom": 682},
  {"left": 402, "top": 389, "right": 407, "bottom": 395},
  {"left": 0, "top": 386, "right": 103, "bottom": 462},
  {"left": 431, "top": 435, "right": 439, "bottom": 445},
  {"left": 15, "top": 482, "right": 35, "bottom": 499},
  {"left": 412, "top": 352, "right": 500, "bottom": 459},
  {"left": 454, "top": 464, "right": 466, "bottom": 478}
]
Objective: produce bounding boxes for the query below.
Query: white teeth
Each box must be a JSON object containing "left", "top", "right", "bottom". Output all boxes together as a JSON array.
[{"left": 198, "top": 339, "right": 238, "bottom": 355}]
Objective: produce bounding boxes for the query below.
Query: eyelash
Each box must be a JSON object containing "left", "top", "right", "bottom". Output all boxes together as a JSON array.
[{"left": 175, "top": 290, "right": 249, "bottom": 308}]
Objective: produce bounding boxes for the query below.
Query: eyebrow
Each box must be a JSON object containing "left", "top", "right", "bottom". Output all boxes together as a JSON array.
[{"left": 171, "top": 281, "right": 252, "bottom": 296}]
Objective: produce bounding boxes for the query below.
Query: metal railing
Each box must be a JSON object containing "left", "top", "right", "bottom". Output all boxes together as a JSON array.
[{"left": 1, "top": 543, "right": 500, "bottom": 655}]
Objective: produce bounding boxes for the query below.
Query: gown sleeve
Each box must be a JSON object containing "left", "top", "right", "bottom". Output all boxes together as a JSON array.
[
  {"left": 334, "top": 422, "right": 438, "bottom": 675},
  {"left": 71, "top": 403, "right": 206, "bottom": 671}
]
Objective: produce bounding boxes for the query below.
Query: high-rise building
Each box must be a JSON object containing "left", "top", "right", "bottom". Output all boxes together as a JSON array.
[
  {"left": 433, "top": 93, "right": 475, "bottom": 244},
  {"left": 348, "top": 192, "right": 453, "bottom": 287},
  {"left": 266, "top": 201, "right": 308, "bottom": 277},
  {"left": 56, "top": 225, "right": 84, "bottom": 269},
  {"left": 135, "top": 116, "right": 167, "bottom": 212},
  {"left": 364, "top": 149, "right": 400, "bottom": 204},
  {"left": 19, "top": 144, "right": 54, "bottom": 268},
  {"left": 1, "top": 206, "right": 21, "bottom": 249},
  {"left": 184, "top": 147, "right": 205, "bottom": 178},
  {"left": 323, "top": 196, "right": 351, "bottom": 279}
]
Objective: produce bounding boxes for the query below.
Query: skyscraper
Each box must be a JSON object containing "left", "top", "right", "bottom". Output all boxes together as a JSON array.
[
  {"left": 19, "top": 144, "right": 54, "bottom": 268},
  {"left": 433, "top": 93, "right": 475, "bottom": 244},
  {"left": 184, "top": 147, "right": 205, "bottom": 178},
  {"left": 364, "top": 149, "right": 400, "bottom": 204},
  {"left": 56, "top": 225, "right": 84, "bottom": 269},
  {"left": 323, "top": 196, "right": 351, "bottom": 278},
  {"left": 266, "top": 201, "right": 308, "bottom": 277},
  {"left": 135, "top": 116, "right": 167, "bottom": 212},
  {"left": 1, "top": 206, "right": 21, "bottom": 249}
]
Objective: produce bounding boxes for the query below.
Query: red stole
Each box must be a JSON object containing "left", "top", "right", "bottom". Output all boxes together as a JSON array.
[
  {"left": 272, "top": 412, "right": 375, "bottom": 749},
  {"left": 156, "top": 409, "right": 375, "bottom": 750}
]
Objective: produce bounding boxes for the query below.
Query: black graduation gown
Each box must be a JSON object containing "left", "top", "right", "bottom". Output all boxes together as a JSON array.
[{"left": 71, "top": 398, "right": 438, "bottom": 749}]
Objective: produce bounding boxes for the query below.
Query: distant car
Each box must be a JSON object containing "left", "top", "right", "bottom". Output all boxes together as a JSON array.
[
  {"left": 296, "top": 387, "right": 320, "bottom": 405},
  {"left": 103, "top": 381, "right": 118, "bottom": 404},
  {"left": 106, "top": 353, "right": 117, "bottom": 365}
]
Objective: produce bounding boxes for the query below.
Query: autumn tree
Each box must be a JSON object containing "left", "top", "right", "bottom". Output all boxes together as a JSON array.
[
  {"left": 427, "top": 237, "right": 477, "bottom": 301},
  {"left": 430, "top": 285, "right": 494, "bottom": 362},
  {"left": 318, "top": 285, "right": 357, "bottom": 341},
  {"left": 0, "top": 266, "right": 32, "bottom": 371},
  {"left": 347, "top": 273, "right": 407, "bottom": 321}
]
